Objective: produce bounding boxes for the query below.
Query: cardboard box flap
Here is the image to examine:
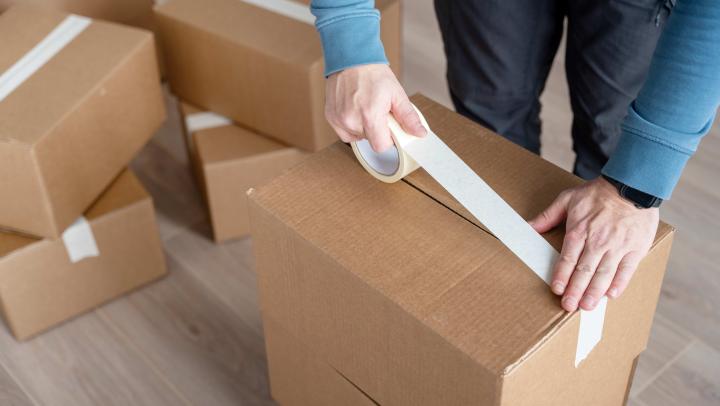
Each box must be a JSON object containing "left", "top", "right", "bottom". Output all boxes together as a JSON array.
[
  {"left": 155, "top": 0, "right": 321, "bottom": 66},
  {"left": 197, "top": 126, "right": 292, "bottom": 165},
  {"left": 405, "top": 95, "right": 674, "bottom": 248},
  {"left": 250, "top": 143, "right": 567, "bottom": 375},
  {"left": 0, "top": 169, "right": 148, "bottom": 258},
  {"left": 180, "top": 101, "right": 292, "bottom": 164},
  {"left": 84, "top": 169, "right": 149, "bottom": 220},
  {"left": 0, "top": 5, "right": 153, "bottom": 145},
  {"left": 0, "top": 232, "right": 35, "bottom": 258}
]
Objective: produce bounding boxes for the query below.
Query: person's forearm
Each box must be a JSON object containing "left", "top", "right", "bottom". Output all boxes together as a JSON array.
[
  {"left": 603, "top": 0, "right": 720, "bottom": 199},
  {"left": 310, "top": 0, "right": 388, "bottom": 76}
]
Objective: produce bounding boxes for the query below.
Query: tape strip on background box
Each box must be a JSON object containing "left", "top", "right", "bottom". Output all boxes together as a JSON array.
[
  {"left": 241, "top": 0, "right": 315, "bottom": 25},
  {"left": 0, "top": 15, "right": 90, "bottom": 102},
  {"left": 185, "top": 112, "right": 233, "bottom": 133},
  {"left": 352, "top": 105, "right": 608, "bottom": 367},
  {"left": 62, "top": 216, "right": 100, "bottom": 263}
]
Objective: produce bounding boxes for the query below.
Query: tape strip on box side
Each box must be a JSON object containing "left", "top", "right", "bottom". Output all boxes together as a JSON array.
[
  {"left": 0, "top": 15, "right": 91, "bottom": 102},
  {"left": 185, "top": 112, "right": 233, "bottom": 133},
  {"left": 61, "top": 216, "right": 100, "bottom": 263}
]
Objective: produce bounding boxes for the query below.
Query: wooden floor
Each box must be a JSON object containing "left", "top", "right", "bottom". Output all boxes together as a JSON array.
[{"left": 0, "top": 2, "right": 718, "bottom": 405}]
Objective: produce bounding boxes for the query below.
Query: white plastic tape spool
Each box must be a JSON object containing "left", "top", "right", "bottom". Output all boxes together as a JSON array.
[{"left": 351, "top": 105, "right": 607, "bottom": 367}]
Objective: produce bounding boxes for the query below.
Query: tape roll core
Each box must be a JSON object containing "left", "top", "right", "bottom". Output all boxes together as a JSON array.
[
  {"left": 354, "top": 139, "right": 400, "bottom": 176},
  {"left": 351, "top": 105, "right": 427, "bottom": 183}
]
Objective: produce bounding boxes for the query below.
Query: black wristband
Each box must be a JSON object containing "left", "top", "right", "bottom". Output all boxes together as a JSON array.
[{"left": 601, "top": 175, "right": 662, "bottom": 209}]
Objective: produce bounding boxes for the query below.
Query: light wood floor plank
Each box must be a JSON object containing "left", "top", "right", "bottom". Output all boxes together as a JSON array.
[
  {"left": 97, "top": 255, "right": 274, "bottom": 406},
  {"left": 629, "top": 316, "right": 694, "bottom": 397},
  {"left": 165, "top": 224, "right": 264, "bottom": 338},
  {"left": 0, "top": 313, "right": 186, "bottom": 406},
  {"left": 638, "top": 340, "right": 720, "bottom": 405},
  {"left": 0, "top": 362, "right": 35, "bottom": 406},
  {"left": 130, "top": 139, "right": 207, "bottom": 241}
]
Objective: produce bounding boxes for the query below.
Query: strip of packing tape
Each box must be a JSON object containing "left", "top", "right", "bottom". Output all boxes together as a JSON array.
[
  {"left": 241, "top": 0, "right": 315, "bottom": 25},
  {"left": 0, "top": 15, "right": 91, "bottom": 102},
  {"left": 351, "top": 105, "right": 608, "bottom": 367},
  {"left": 61, "top": 216, "right": 100, "bottom": 263},
  {"left": 185, "top": 112, "right": 233, "bottom": 133}
]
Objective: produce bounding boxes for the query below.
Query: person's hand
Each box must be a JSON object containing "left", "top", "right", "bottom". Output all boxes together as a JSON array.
[
  {"left": 528, "top": 177, "right": 659, "bottom": 312},
  {"left": 325, "top": 64, "right": 427, "bottom": 152}
]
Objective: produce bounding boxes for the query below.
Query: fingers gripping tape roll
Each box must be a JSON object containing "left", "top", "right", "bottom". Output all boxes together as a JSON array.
[
  {"left": 351, "top": 104, "right": 607, "bottom": 367},
  {"left": 351, "top": 106, "right": 424, "bottom": 183}
]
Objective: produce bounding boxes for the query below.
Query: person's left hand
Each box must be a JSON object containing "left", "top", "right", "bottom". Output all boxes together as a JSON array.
[{"left": 528, "top": 177, "right": 659, "bottom": 312}]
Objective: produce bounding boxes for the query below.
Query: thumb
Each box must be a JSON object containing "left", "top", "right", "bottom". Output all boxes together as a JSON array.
[
  {"left": 529, "top": 191, "right": 571, "bottom": 233},
  {"left": 391, "top": 95, "right": 427, "bottom": 137}
]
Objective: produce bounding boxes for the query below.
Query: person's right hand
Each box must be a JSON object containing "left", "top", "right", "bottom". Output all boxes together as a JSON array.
[{"left": 325, "top": 64, "right": 427, "bottom": 152}]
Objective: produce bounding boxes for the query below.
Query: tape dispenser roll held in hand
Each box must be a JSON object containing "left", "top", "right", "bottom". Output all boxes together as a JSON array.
[{"left": 351, "top": 104, "right": 608, "bottom": 367}]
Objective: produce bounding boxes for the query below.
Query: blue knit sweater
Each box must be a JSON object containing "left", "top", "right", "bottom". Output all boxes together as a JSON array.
[{"left": 310, "top": 0, "right": 720, "bottom": 199}]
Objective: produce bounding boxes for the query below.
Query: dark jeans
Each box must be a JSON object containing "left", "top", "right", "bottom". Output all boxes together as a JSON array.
[{"left": 434, "top": 0, "right": 673, "bottom": 179}]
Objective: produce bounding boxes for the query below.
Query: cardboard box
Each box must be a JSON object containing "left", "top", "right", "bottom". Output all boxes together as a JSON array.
[
  {"left": 264, "top": 317, "right": 378, "bottom": 406},
  {"left": 155, "top": 0, "right": 401, "bottom": 151},
  {"left": 0, "top": 5, "right": 166, "bottom": 238},
  {"left": 249, "top": 94, "right": 675, "bottom": 405},
  {"left": 0, "top": 169, "right": 167, "bottom": 340},
  {"left": 179, "top": 102, "right": 308, "bottom": 242},
  {"left": 265, "top": 314, "right": 640, "bottom": 406},
  {"left": 0, "top": 0, "right": 156, "bottom": 30}
]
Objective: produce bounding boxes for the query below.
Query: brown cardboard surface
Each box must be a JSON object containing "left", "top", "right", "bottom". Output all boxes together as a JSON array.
[
  {"left": 249, "top": 94, "right": 674, "bottom": 405},
  {"left": 179, "top": 102, "right": 308, "bottom": 242},
  {"left": 0, "top": 170, "right": 167, "bottom": 340},
  {"left": 0, "top": 5, "right": 166, "bottom": 238},
  {"left": 0, "top": 0, "right": 155, "bottom": 30},
  {"left": 155, "top": 0, "right": 401, "bottom": 151},
  {"left": 265, "top": 317, "right": 378, "bottom": 406}
]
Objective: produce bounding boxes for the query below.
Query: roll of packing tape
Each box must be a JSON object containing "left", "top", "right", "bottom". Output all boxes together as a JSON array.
[
  {"left": 351, "top": 106, "right": 425, "bottom": 183},
  {"left": 351, "top": 104, "right": 607, "bottom": 367}
]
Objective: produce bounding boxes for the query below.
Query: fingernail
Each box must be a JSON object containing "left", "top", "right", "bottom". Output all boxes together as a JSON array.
[
  {"left": 580, "top": 296, "right": 596, "bottom": 309},
  {"left": 552, "top": 281, "right": 565, "bottom": 295},
  {"left": 562, "top": 296, "right": 577, "bottom": 311},
  {"left": 608, "top": 288, "right": 618, "bottom": 298}
]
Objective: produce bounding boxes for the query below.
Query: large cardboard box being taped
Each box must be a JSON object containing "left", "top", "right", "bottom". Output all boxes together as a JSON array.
[
  {"left": 0, "top": 170, "right": 167, "bottom": 340},
  {"left": 179, "top": 102, "right": 309, "bottom": 242},
  {"left": 265, "top": 313, "right": 639, "bottom": 406},
  {"left": 249, "top": 94, "right": 675, "bottom": 405},
  {"left": 155, "top": 0, "right": 401, "bottom": 151},
  {"left": 264, "top": 317, "right": 378, "bottom": 406},
  {"left": 0, "top": 0, "right": 155, "bottom": 30},
  {"left": 0, "top": 5, "right": 165, "bottom": 238}
]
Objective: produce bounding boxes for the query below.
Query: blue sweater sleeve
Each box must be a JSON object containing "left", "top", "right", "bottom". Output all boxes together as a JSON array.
[
  {"left": 310, "top": 0, "right": 388, "bottom": 76},
  {"left": 602, "top": 0, "right": 720, "bottom": 199}
]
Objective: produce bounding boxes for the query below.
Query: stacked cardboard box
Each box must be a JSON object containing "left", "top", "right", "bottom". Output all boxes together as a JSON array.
[
  {"left": 158, "top": 0, "right": 402, "bottom": 241},
  {"left": 179, "top": 102, "right": 309, "bottom": 242},
  {"left": 0, "top": 5, "right": 166, "bottom": 339},
  {"left": 249, "top": 95, "right": 675, "bottom": 405}
]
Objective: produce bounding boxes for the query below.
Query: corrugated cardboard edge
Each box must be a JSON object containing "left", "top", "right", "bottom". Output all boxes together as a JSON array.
[{"left": 500, "top": 225, "right": 676, "bottom": 378}]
